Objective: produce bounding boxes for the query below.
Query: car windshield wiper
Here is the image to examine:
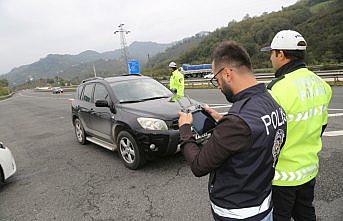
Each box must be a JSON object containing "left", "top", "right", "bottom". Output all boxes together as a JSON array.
[
  {"left": 141, "top": 96, "right": 171, "bottom": 101},
  {"left": 120, "top": 99, "right": 145, "bottom": 104},
  {"left": 120, "top": 96, "right": 171, "bottom": 104}
]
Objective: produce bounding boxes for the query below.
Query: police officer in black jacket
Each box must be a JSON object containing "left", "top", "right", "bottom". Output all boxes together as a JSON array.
[{"left": 178, "top": 41, "right": 287, "bottom": 221}]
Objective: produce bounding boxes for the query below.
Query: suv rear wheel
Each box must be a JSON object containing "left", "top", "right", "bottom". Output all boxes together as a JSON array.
[
  {"left": 117, "top": 131, "right": 145, "bottom": 170},
  {"left": 74, "top": 118, "right": 87, "bottom": 144}
]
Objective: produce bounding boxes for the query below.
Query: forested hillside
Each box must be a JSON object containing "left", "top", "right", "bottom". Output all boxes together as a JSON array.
[{"left": 144, "top": 0, "right": 343, "bottom": 77}]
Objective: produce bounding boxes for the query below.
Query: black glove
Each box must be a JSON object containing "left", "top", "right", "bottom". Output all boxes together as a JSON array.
[{"left": 170, "top": 88, "right": 177, "bottom": 94}]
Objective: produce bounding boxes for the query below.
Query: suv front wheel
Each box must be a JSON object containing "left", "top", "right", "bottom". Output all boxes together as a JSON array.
[{"left": 117, "top": 131, "right": 145, "bottom": 170}]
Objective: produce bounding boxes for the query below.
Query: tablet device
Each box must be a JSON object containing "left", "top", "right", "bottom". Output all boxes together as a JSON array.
[{"left": 191, "top": 109, "right": 217, "bottom": 136}]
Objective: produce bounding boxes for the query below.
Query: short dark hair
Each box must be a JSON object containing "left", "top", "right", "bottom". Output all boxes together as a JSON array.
[
  {"left": 276, "top": 50, "right": 305, "bottom": 61},
  {"left": 211, "top": 41, "right": 252, "bottom": 71}
]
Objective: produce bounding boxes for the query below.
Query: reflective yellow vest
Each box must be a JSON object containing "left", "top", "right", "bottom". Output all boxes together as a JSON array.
[
  {"left": 268, "top": 67, "right": 332, "bottom": 186},
  {"left": 169, "top": 69, "right": 184, "bottom": 96}
]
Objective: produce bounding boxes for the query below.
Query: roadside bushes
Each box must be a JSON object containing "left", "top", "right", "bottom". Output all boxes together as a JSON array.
[{"left": 0, "top": 87, "right": 10, "bottom": 96}]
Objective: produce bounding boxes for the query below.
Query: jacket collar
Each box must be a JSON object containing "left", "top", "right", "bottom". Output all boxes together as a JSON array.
[
  {"left": 232, "top": 83, "right": 266, "bottom": 102},
  {"left": 275, "top": 60, "right": 306, "bottom": 78}
]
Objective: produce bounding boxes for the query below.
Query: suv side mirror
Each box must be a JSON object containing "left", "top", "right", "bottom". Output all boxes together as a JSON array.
[
  {"left": 95, "top": 100, "right": 109, "bottom": 107},
  {"left": 0, "top": 142, "right": 4, "bottom": 149}
]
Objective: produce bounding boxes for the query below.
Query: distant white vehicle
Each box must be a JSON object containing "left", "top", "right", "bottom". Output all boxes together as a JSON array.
[
  {"left": 52, "top": 87, "right": 64, "bottom": 94},
  {"left": 0, "top": 141, "right": 16, "bottom": 185},
  {"left": 204, "top": 73, "right": 214, "bottom": 79}
]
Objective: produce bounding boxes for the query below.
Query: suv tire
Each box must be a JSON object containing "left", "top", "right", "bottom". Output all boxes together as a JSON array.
[
  {"left": 0, "top": 167, "right": 4, "bottom": 186},
  {"left": 74, "top": 118, "right": 87, "bottom": 145},
  {"left": 117, "top": 131, "right": 145, "bottom": 170}
]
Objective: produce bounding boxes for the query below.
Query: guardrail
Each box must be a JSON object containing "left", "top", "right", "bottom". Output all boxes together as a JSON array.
[
  {"left": 160, "top": 70, "right": 343, "bottom": 88},
  {"left": 34, "top": 87, "right": 77, "bottom": 92}
]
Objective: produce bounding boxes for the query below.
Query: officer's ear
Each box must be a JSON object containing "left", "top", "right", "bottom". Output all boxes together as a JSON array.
[
  {"left": 223, "top": 68, "right": 233, "bottom": 82},
  {"left": 276, "top": 50, "right": 286, "bottom": 59}
]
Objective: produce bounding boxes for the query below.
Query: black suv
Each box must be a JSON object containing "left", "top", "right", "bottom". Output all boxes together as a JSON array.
[{"left": 71, "top": 75, "right": 202, "bottom": 169}]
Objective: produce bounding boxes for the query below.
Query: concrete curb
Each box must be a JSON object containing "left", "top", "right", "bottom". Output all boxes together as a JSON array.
[{"left": 0, "top": 92, "right": 15, "bottom": 101}]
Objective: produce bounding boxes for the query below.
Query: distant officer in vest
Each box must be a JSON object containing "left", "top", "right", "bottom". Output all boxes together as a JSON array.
[
  {"left": 169, "top": 61, "right": 184, "bottom": 96},
  {"left": 178, "top": 41, "right": 287, "bottom": 221},
  {"left": 261, "top": 30, "right": 332, "bottom": 221}
]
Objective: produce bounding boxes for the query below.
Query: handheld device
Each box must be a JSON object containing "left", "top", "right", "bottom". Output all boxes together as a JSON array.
[
  {"left": 190, "top": 108, "right": 217, "bottom": 136},
  {"left": 175, "top": 95, "right": 217, "bottom": 136}
]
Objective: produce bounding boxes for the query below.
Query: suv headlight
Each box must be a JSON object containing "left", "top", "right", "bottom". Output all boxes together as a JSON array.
[{"left": 137, "top": 118, "right": 168, "bottom": 131}]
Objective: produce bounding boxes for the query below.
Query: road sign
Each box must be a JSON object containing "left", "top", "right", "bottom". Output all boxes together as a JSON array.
[{"left": 128, "top": 60, "right": 140, "bottom": 75}]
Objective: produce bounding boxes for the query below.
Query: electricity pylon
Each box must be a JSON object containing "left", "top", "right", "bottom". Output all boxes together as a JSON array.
[{"left": 114, "top": 24, "right": 130, "bottom": 74}]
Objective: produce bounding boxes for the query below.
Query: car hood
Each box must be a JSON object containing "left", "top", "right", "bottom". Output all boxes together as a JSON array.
[{"left": 117, "top": 96, "right": 199, "bottom": 120}]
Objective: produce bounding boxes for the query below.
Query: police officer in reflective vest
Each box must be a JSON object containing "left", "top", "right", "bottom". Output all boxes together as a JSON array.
[
  {"left": 261, "top": 30, "right": 332, "bottom": 221},
  {"left": 169, "top": 62, "right": 184, "bottom": 97},
  {"left": 178, "top": 41, "right": 287, "bottom": 221}
]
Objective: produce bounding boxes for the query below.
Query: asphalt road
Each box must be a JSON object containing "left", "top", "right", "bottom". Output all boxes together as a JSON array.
[{"left": 0, "top": 87, "right": 342, "bottom": 221}]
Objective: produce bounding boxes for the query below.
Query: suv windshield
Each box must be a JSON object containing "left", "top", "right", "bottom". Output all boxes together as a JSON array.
[{"left": 111, "top": 78, "right": 173, "bottom": 103}]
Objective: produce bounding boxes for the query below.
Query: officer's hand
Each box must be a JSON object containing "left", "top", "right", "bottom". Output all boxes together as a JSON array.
[
  {"left": 203, "top": 104, "right": 223, "bottom": 122},
  {"left": 170, "top": 89, "right": 177, "bottom": 94},
  {"left": 178, "top": 111, "right": 192, "bottom": 127}
]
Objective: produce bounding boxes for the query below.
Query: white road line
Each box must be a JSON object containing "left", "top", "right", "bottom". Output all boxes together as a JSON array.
[
  {"left": 0, "top": 98, "right": 12, "bottom": 103},
  {"left": 328, "top": 113, "right": 343, "bottom": 117},
  {"left": 210, "top": 105, "right": 231, "bottom": 109},
  {"left": 323, "top": 130, "right": 343, "bottom": 137},
  {"left": 208, "top": 104, "right": 232, "bottom": 106},
  {"left": 329, "top": 108, "right": 343, "bottom": 111},
  {"left": 19, "top": 92, "right": 70, "bottom": 100}
]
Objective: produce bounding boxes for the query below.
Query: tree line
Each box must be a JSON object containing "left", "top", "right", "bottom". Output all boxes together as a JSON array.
[{"left": 143, "top": 0, "right": 343, "bottom": 77}]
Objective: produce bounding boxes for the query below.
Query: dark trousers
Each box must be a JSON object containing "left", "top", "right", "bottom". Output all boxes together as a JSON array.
[{"left": 272, "top": 178, "right": 316, "bottom": 221}]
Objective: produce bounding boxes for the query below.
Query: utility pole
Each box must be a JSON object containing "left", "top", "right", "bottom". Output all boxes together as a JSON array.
[
  {"left": 93, "top": 64, "right": 97, "bottom": 77},
  {"left": 114, "top": 24, "right": 130, "bottom": 74}
]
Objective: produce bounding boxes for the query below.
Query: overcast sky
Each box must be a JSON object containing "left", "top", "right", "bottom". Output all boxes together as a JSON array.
[{"left": 0, "top": 0, "right": 297, "bottom": 74}]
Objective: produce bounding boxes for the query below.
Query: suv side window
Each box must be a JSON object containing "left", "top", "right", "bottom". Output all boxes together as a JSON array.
[
  {"left": 76, "top": 85, "right": 83, "bottom": 100},
  {"left": 82, "top": 83, "right": 94, "bottom": 103},
  {"left": 94, "top": 84, "right": 110, "bottom": 104}
]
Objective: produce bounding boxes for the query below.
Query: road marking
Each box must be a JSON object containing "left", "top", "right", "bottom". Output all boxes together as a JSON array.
[
  {"left": 0, "top": 98, "right": 11, "bottom": 103},
  {"left": 323, "top": 130, "right": 343, "bottom": 137},
  {"left": 328, "top": 113, "right": 343, "bottom": 117},
  {"left": 210, "top": 105, "right": 231, "bottom": 109},
  {"left": 18, "top": 92, "right": 71, "bottom": 100},
  {"left": 329, "top": 108, "right": 343, "bottom": 111},
  {"left": 208, "top": 104, "right": 232, "bottom": 106}
]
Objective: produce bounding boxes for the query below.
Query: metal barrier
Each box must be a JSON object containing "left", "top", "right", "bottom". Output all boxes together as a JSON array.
[{"left": 160, "top": 70, "right": 343, "bottom": 87}]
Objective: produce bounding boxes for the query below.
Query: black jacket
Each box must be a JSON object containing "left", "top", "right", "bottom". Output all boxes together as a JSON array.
[{"left": 180, "top": 83, "right": 287, "bottom": 221}]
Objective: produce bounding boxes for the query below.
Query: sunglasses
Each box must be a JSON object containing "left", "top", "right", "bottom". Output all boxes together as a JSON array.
[{"left": 210, "top": 67, "right": 225, "bottom": 87}]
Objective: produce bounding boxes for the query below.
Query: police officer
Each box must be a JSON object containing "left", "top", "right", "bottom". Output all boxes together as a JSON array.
[
  {"left": 178, "top": 41, "right": 287, "bottom": 221},
  {"left": 169, "top": 61, "right": 184, "bottom": 96},
  {"left": 261, "top": 30, "right": 332, "bottom": 221}
]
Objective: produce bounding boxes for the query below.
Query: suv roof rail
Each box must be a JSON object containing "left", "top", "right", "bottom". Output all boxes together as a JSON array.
[
  {"left": 118, "top": 74, "right": 142, "bottom": 76},
  {"left": 81, "top": 77, "right": 104, "bottom": 83}
]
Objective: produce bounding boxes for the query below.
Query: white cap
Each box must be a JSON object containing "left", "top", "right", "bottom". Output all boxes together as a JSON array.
[
  {"left": 261, "top": 30, "right": 307, "bottom": 51},
  {"left": 168, "top": 61, "right": 177, "bottom": 68}
]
